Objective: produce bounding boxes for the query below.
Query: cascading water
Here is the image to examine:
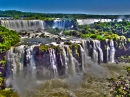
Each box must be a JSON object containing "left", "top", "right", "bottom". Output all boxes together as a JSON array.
[
  {"left": 1, "top": 20, "right": 45, "bottom": 31},
  {"left": 109, "top": 40, "right": 115, "bottom": 63},
  {"left": 52, "top": 19, "right": 73, "bottom": 29},
  {"left": 95, "top": 40, "right": 103, "bottom": 63},
  {"left": 7, "top": 46, "right": 25, "bottom": 74},
  {"left": 63, "top": 46, "right": 76, "bottom": 77},
  {"left": 49, "top": 48, "right": 58, "bottom": 77},
  {"left": 4, "top": 38, "right": 117, "bottom": 90},
  {"left": 78, "top": 44, "right": 85, "bottom": 72},
  {"left": 77, "top": 19, "right": 112, "bottom": 25},
  {"left": 106, "top": 39, "right": 110, "bottom": 63},
  {"left": 92, "top": 40, "right": 99, "bottom": 63},
  {"left": 6, "top": 45, "right": 25, "bottom": 87},
  {"left": 6, "top": 39, "right": 116, "bottom": 74},
  {"left": 61, "top": 47, "right": 69, "bottom": 76},
  {"left": 53, "top": 19, "right": 66, "bottom": 29},
  {"left": 6, "top": 45, "right": 38, "bottom": 77}
]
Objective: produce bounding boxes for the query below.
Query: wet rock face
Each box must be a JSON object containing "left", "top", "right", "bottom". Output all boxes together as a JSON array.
[
  {"left": 27, "top": 39, "right": 130, "bottom": 73},
  {"left": 33, "top": 46, "right": 65, "bottom": 76},
  {"left": 34, "top": 47, "right": 50, "bottom": 68},
  {"left": 100, "top": 40, "right": 108, "bottom": 63},
  {"left": 55, "top": 48, "right": 65, "bottom": 76},
  {"left": 114, "top": 40, "right": 130, "bottom": 63},
  {"left": 33, "top": 47, "right": 51, "bottom": 79},
  {"left": 71, "top": 44, "right": 80, "bottom": 63},
  {"left": 115, "top": 49, "right": 130, "bottom": 63}
]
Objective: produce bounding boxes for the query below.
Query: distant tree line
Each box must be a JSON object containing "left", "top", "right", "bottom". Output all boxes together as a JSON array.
[{"left": 0, "top": 10, "right": 130, "bottom": 19}]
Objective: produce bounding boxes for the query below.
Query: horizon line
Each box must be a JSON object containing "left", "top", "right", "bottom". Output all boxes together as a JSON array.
[{"left": 1, "top": 9, "right": 130, "bottom": 15}]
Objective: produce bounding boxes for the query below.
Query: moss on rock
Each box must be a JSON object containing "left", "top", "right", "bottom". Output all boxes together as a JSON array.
[{"left": 39, "top": 44, "right": 49, "bottom": 52}]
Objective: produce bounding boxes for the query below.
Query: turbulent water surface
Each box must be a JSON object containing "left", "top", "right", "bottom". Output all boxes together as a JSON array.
[{"left": 12, "top": 63, "right": 127, "bottom": 97}]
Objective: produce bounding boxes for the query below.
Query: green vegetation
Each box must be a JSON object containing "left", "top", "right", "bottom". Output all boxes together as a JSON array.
[
  {"left": 26, "top": 16, "right": 54, "bottom": 21},
  {"left": 79, "top": 21, "right": 130, "bottom": 38},
  {"left": 0, "top": 26, "right": 20, "bottom": 53},
  {"left": 39, "top": 44, "right": 49, "bottom": 52},
  {"left": 72, "top": 44, "right": 79, "bottom": 50},
  {"left": 0, "top": 59, "right": 6, "bottom": 66},
  {"left": 63, "top": 29, "right": 121, "bottom": 41},
  {"left": 62, "top": 21, "right": 130, "bottom": 41},
  {"left": 39, "top": 44, "right": 61, "bottom": 52},
  {"left": 64, "top": 41, "right": 72, "bottom": 45},
  {"left": 0, "top": 89, "right": 18, "bottom": 97},
  {"left": 0, "top": 26, "right": 20, "bottom": 93},
  {"left": 107, "top": 66, "right": 130, "bottom": 97},
  {"left": 63, "top": 30, "right": 81, "bottom": 37},
  {"left": 1, "top": 10, "right": 130, "bottom": 19}
]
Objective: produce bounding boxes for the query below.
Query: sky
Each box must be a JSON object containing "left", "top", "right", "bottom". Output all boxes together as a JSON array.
[{"left": 1, "top": 0, "right": 130, "bottom": 15}]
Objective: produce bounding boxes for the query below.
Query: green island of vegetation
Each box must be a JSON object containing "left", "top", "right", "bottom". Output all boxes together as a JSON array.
[
  {"left": 63, "top": 20, "right": 130, "bottom": 41},
  {"left": 0, "top": 26, "right": 20, "bottom": 53},
  {"left": 0, "top": 26, "right": 20, "bottom": 97}
]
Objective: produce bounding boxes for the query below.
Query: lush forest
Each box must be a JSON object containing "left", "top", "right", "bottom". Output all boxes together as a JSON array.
[
  {"left": 0, "top": 26, "right": 20, "bottom": 96},
  {"left": 0, "top": 26, "right": 20, "bottom": 53},
  {"left": 62, "top": 20, "right": 130, "bottom": 41},
  {"left": 79, "top": 20, "right": 130, "bottom": 38},
  {"left": 0, "top": 10, "right": 130, "bottom": 19}
]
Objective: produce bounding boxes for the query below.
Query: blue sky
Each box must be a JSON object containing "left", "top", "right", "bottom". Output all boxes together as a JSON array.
[{"left": 1, "top": 0, "right": 130, "bottom": 14}]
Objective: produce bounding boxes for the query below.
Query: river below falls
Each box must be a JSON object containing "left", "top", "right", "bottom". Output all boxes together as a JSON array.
[{"left": 12, "top": 63, "right": 128, "bottom": 97}]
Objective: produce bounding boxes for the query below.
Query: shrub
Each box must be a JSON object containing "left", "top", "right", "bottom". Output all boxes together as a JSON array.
[{"left": 107, "top": 66, "right": 130, "bottom": 97}]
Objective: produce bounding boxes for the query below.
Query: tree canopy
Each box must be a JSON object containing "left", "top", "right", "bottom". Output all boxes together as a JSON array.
[{"left": 0, "top": 26, "right": 20, "bottom": 53}]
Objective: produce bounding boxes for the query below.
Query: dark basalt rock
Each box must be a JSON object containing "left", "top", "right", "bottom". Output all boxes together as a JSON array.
[{"left": 0, "top": 52, "right": 9, "bottom": 89}]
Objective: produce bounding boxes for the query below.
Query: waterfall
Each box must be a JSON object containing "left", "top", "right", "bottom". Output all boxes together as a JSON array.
[
  {"left": 6, "top": 45, "right": 37, "bottom": 75},
  {"left": 95, "top": 40, "right": 103, "bottom": 63},
  {"left": 69, "top": 52, "right": 76, "bottom": 77},
  {"left": 5, "top": 45, "right": 25, "bottom": 87},
  {"left": 7, "top": 46, "right": 25, "bottom": 74},
  {"left": 105, "top": 39, "right": 115, "bottom": 63},
  {"left": 62, "top": 47, "right": 69, "bottom": 76},
  {"left": 49, "top": 48, "right": 58, "bottom": 77},
  {"left": 78, "top": 44, "right": 85, "bottom": 72},
  {"left": 81, "top": 40, "right": 88, "bottom": 65},
  {"left": 92, "top": 40, "right": 99, "bottom": 63},
  {"left": 26, "top": 46, "right": 36, "bottom": 68},
  {"left": 52, "top": 19, "right": 73, "bottom": 29},
  {"left": 77, "top": 19, "right": 112, "bottom": 25},
  {"left": 1, "top": 20, "right": 45, "bottom": 31},
  {"left": 66, "top": 46, "right": 76, "bottom": 77},
  {"left": 106, "top": 39, "right": 110, "bottom": 62},
  {"left": 53, "top": 19, "right": 66, "bottom": 29},
  {"left": 4, "top": 38, "right": 117, "bottom": 88},
  {"left": 109, "top": 40, "right": 115, "bottom": 63}
]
